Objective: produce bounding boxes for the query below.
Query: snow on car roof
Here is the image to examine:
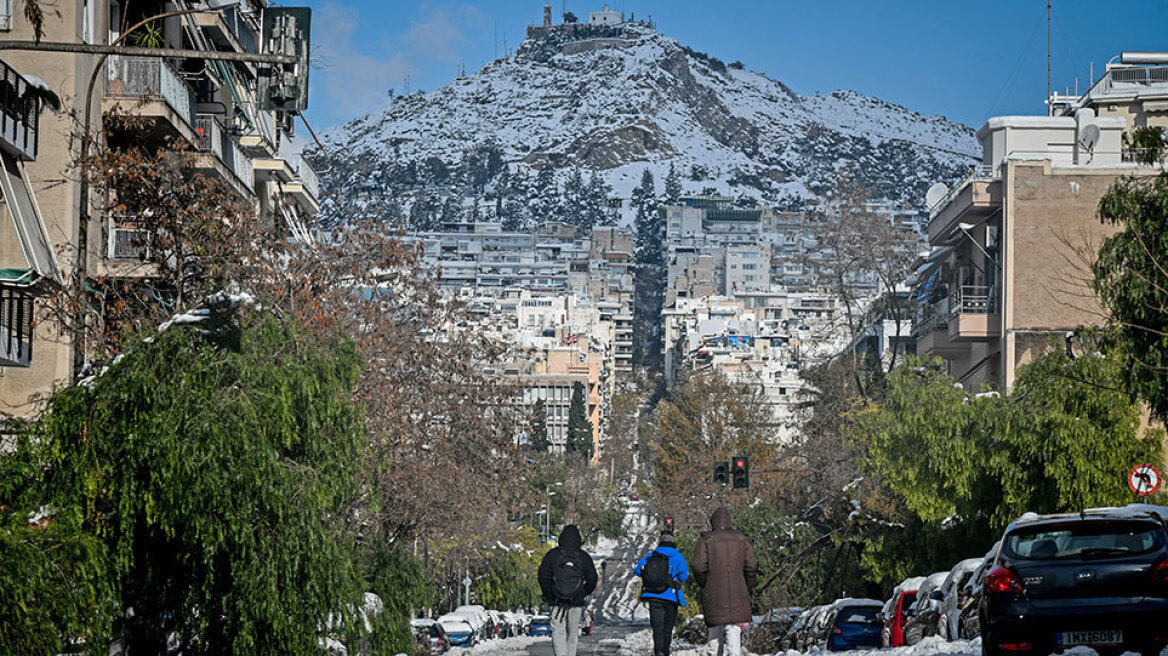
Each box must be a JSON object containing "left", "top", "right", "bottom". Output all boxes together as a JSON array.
[
  {"left": 831, "top": 597, "right": 883, "bottom": 609},
  {"left": 1008, "top": 505, "right": 1168, "bottom": 531},
  {"left": 892, "top": 576, "right": 926, "bottom": 594}
]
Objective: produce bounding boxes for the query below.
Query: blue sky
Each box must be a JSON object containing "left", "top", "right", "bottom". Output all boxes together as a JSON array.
[{"left": 295, "top": 0, "right": 1168, "bottom": 133}]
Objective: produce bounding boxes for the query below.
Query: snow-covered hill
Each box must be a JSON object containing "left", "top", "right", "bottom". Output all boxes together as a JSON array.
[{"left": 315, "top": 22, "right": 979, "bottom": 225}]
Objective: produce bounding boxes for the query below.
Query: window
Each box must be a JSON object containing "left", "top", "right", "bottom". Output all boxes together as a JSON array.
[
  {"left": 740, "top": 252, "right": 759, "bottom": 260},
  {"left": 742, "top": 264, "right": 757, "bottom": 270},
  {"left": 0, "top": 0, "right": 11, "bottom": 31}
]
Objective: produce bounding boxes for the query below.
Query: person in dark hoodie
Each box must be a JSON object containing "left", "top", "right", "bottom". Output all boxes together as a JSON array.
[
  {"left": 692, "top": 506, "right": 757, "bottom": 656},
  {"left": 634, "top": 531, "right": 689, "bottom": 656},
  {"left": 538, "top": 524, "right": 599, "bottom": 656}
]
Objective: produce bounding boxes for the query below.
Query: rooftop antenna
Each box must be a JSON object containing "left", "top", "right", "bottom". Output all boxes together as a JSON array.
[{"left": 1051, "top": 0, "right": 1060, "bottom": 114}]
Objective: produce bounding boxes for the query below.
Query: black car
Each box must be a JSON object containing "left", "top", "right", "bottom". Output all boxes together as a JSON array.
[{"left": 980, "top": 508, "right": 1168, "bottom": 656}]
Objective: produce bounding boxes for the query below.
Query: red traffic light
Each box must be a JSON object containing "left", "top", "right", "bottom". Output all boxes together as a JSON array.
[{"left": 736, "top": 459, "right": 745, "bottom": 467}]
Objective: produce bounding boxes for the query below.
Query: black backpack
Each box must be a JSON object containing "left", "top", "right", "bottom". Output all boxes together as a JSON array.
[
  {"left": 552, "top": 551, "right": 586, "bottom": 603},
  {"left": 641, "top": 550, "right": 673, "bottom": 594}
]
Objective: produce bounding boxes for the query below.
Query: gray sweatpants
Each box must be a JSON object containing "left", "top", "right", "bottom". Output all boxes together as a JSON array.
[{"left": 551, "top": 606, "right": 583, "bottom": 656}]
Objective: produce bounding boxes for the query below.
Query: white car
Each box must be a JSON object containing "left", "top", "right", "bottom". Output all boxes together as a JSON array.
[
  {"left": 437, "top": 616, "right": 476, "bottom": 648},
  {"left": 936, "top": 558, "right": 984, "bottom": 640}
]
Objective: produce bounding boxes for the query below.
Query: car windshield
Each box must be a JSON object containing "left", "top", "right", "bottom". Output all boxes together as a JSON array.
[
  {"left": 838, "top": 607, "right": 880, "bottom": 624},
  {"left": 1003, "top": 521, "right": 1165, "bottom": 560},
  {"left": 532, "top": 618, "right": 551, "bottom": 626},
  {"left": 429, "top": 626, "right": 443, "bottom": 637}
]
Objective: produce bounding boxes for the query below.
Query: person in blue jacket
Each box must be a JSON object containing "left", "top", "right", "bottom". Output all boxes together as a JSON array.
[{"left": 634, "top": 531, "right": 689, "bottom": 656}]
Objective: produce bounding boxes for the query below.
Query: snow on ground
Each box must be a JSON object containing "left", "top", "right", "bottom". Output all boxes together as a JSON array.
[{"left": 464, "top": 635, "right": 543, "bottom": 656}]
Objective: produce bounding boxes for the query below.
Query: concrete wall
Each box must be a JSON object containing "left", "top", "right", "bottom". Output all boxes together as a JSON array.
[{"left": 1, "top": 6, "right": 106, "bottom": 416}]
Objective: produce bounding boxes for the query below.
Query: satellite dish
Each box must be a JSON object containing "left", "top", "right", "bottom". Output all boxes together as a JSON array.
[
  {"left": 1080, "top": 124, "right": 1101, "bottom": 151},
  {"left": 925, "top": 182, "right": 949, "bottom": 211}
]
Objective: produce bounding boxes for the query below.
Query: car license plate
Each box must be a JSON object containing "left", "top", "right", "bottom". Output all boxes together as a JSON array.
[{"left": 1057, "top": 630, "right": 1123, "bottom": 647}]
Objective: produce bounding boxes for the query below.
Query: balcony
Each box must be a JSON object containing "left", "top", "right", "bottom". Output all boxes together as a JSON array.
[
  {"left": 194, "top": 7, "right": 259, "bottom": 57},
  {"left": 104, "top": 56, "right": 198, "bottom": 144},
  {"left": 928, "top": 165, "right": 1002, "bottom": 244},
  {"left": 194, "top": 116, "right": 255, "bottom": 197},
  {"left": 0, "top": 58, "right": 39, "bottom": 161},
  {"left": 0, "top": 284, "right": 33, "bottom": 367},
  {"left": 948, "top": 285, "right": 1001, "bottom": 340},
  {"left": 913, "top": 297, "right": 965, "bottom": 358}
]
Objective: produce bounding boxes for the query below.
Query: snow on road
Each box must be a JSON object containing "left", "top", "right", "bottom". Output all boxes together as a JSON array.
[{"left": 466, "top": 631, "right": 985, "bottom": 656}]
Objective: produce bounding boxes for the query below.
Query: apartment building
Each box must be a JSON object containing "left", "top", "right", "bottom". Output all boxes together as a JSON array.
[
  {"left": 913, "top": 53, "right": 1168, "bottom": 389},
  {"left": 0, "top": 2, "right": 318, "bottom": 416}
]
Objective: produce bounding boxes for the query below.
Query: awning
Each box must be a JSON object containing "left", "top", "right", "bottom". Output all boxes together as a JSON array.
[
  {"left": 904, "top": 246, "right": 951, "bottom": 287},
  {"left": 0, "top": 151, "right": 62, "bottom": 284}
]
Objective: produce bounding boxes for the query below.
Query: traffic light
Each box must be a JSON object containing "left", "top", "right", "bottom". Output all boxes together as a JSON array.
[
  {"left": 664, "top": 516, "right": 674, "bottom": 531},
  {"left": 713, "top": 460, "right": 730, "bottom": 485},
  {"left": 732, "top": 456, "right": 750, "bottom": 489}
]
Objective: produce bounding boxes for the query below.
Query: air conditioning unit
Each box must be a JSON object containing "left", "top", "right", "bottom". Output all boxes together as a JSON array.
[{"left": 109, "top": 226, "right": 149, "bottom": 260}]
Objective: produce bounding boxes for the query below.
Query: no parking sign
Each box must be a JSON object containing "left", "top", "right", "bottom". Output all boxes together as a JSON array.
[{"left": 1128, "top": 464, "right": 1161, "bottom": 496}]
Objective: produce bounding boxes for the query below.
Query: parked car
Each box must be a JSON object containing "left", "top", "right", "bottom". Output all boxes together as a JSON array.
[
  {"left": 955, "top": 542, "right": 1000, "bottom": 641},
  {"left": 903, "top": 571, "right": 948, "bottom": 645},
  {"left": 802, "top": 604, "right": 836, "bottom": 651},
  {"left": 526, "top": 615, "right": 553, "bottom": 637},
  {"left": 437, "top": 616, "right": 475, "bottom": 648},
  {"left": 411, "top": 620, "right": 448, "bottom": 656},
  {"left": 882, "top": 576, "right": 924, "bottom": 647},
  {"left": 824, "top": 599, "right": 884, "bottom": 651},
  {"left": 780, "top": 608, "right": 812, "bottom": 651},
  {"left": 937, "top": 558, "right": 985, "bottom": 641},
  {"left": 753, "top": 607, "right": 801, "bottom": 653},
  {"left": 980, "top": 507, "right": 1168, "bottom": 656}
]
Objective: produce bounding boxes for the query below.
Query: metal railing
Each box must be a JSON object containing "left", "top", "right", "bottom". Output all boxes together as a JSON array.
[
  {"left": 224, "top": 135, "right": 253, "bottom": 192},
  {"left": 105, "top": 56, "right": 196, "bottom": 130},
  {"left": 0, "top": 285, "right": 33, "bottom": 367},
  {"left": 0, "top": 57, "right": 38, "bottom": 159},
  {"left": 929, "top": 165, "right": 997, "bottom": 220},
  {"left": 220, "top": 6, "right": 259, "bottom": 53},
  {"left": 195, "top": 115, "right": 224, "bottom": 159},
  {"left": 949, "top": 285, "right": 995, "bottom": 316},
  {"left": 292, "top": 153, "right": 319, "bottom": 199},
  {"left": 197, "top": 115, "right": 253, "bottom": 192},
  {"left": 912, "top": 297, "right": 949, "bottom": 336}
]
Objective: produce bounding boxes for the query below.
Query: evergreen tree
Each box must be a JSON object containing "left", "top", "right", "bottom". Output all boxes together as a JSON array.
[
  {"left": 664, "top": 161, "right": 682, "bottom": 205},
  {"left": 533, "top": 166, "right": 560, "bottom": 226},
  {"left": 566, "top": 382, "right": 594, "bottom": 460},
  {"left": 562, "top": 168, "right": 588, "bottom": 232},
  {"left": 632, "top": 168, "right": 666, "bottom": 372},
  {"left": 530, "top": 399, "right": 550, "bottom": 453},
  {"left": 587, "top": 170, "right": 614, "bottom": 227}
]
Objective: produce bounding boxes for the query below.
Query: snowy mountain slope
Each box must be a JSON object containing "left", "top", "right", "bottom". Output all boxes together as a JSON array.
[{"left": 316, "top": 22, "right": 979, "bottom": 223}]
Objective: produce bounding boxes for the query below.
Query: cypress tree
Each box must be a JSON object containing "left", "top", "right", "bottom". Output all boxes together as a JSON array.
[
  {"left": 530, "top": 399, "right": 550, "bottom": 453},
  {"left": 566, "top": 381, "right": 594, "bottom": 460}
]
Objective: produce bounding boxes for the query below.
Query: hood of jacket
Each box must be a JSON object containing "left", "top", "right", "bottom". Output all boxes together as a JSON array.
[
  {"left": 559, "top": 524, "right": 583, "bottom": 549},
  {"left": 710, "top": 506, "right": 732, "bottom": 531}
]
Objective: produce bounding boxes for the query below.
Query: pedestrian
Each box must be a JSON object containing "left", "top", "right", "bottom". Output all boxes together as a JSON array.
[
  {"left": 634, "top": 531, "right": 689, "bottom": 656},
  {"left": 538, "top": 524, "right": 599, "bottom": 656},
  {"left": 692, "top": 506, "right": 757, "bottom": 656}
]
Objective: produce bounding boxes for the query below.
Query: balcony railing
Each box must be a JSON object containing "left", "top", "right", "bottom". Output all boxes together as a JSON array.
[
  {"left": 949, "top": 285, "right": 995, "bottom": 316},
  {"left": 292, "top": 153, "right": 319, "bottom": 199},
  {"left": 0, "top": 57, "right": 39, "bottom": 160},
  {"left": 913, "top": 297, "right": 949, "bottom": 336},
  {"left": 0, "top": 285, "right": 34, "bottom": 367},
  {"left": 196, "top": 115, "right": 254, "bottom": 192},
  {"left": 105, "top": 56, "right": 196, "bottom": 130},
  {"left": 929, "top": 165, "right": 997, "bottom": 219}
]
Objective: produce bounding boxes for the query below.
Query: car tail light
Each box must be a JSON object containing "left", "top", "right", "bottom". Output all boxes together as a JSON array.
[
  {"left": 833, "top": 626, "right": 842, "bottom": 635},
  {"left": 985, "top": 565, "right": 1023, "bottom": 594},
  {"left": 1155, "top": 560, "right": 1168, "bottom": 584},
  {"left": 1000, "top": 643, "right": 1034, "bottom": 652}
]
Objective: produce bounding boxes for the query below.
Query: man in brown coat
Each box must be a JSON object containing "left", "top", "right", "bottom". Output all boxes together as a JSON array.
[{"left": 692, "top": 506, "right": 757, "bottom": 656}]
